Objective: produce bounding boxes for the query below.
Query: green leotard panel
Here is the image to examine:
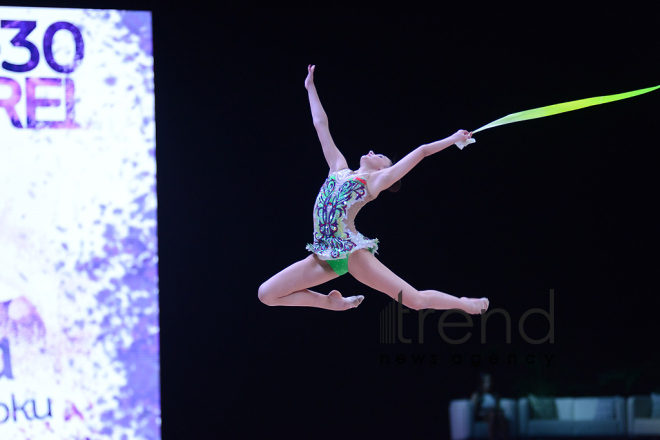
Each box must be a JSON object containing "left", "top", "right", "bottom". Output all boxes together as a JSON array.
[{"left": 325, "top": 245, "right": 377, "bottom": 277}]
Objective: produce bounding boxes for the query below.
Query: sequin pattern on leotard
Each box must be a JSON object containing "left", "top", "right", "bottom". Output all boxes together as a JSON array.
[{"left": 305, "top": 169, "right": 379, "bottom": 260}]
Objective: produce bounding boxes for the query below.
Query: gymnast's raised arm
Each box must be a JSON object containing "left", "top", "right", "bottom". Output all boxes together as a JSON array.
[
  {"left": 367, "top": 130, "right": 472, "bottom": 196},
  {"left": 305, "top": 65, "right": 348, "bottom": 175}
]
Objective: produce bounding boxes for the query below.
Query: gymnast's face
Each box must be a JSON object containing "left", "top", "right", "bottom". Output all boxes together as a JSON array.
[{"left": 360, "top": 150, "right": 392, "bottom": 170}]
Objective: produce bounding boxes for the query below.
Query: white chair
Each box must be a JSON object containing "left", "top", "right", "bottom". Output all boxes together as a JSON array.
[
  {"left": 627, "top": 395, "right": 660, "bottom": 436},
  {"left": 518, "top": 396, "right": 625, "bottom": 437}
]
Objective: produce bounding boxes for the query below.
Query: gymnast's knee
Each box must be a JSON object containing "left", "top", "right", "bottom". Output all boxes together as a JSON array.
[{"left": 258, "top": 282, "right": 277, "bottom": 306}]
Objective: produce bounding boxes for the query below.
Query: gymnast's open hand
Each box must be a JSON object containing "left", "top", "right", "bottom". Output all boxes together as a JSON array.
[{"left": 305, "top": 64, "right": 316, "bottom": 90}]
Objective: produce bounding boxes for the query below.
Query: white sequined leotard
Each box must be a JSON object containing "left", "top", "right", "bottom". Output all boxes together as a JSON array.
[{"left": 306, "top": 168, "right": 379, "bottom": 261}]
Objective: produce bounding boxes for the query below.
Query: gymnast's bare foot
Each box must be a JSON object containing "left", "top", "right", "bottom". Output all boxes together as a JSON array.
[
  {"left": 460, "top": 297, "right": 489, "bottom": 314},
  {"left": 328, "top": 290, "right": 364, "bottom": 311}
]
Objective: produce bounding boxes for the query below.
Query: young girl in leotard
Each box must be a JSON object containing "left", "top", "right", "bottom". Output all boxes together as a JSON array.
[{"left": 258, "top": 65, "right": 489, "bottom": 314}]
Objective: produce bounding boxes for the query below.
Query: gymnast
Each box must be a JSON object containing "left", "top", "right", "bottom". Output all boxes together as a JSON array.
[{"left": 258, "top": 65, "right": 489, "bottom": 314}]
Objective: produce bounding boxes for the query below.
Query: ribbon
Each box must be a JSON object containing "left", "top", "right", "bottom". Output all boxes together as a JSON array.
[{"left": 456, "top": 84, "right": 660, "bottom": 149}]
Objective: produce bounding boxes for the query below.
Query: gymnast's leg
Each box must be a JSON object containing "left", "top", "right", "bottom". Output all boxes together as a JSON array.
[
  {"left": 347, "top": 249, "right": 488, "bottom": 313},
  {"left": 258, "top": 254, "right": 364, "bottom": 311}
]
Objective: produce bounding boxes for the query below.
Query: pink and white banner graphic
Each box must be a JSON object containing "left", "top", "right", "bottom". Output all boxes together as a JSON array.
[{"left": 0, "top": 6, "right": 159, "bottom": 439}]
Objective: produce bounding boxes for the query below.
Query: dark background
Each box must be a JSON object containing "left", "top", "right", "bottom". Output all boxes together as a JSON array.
[{"left": 7, "top": 1, "right": 660, "bottom": 438}]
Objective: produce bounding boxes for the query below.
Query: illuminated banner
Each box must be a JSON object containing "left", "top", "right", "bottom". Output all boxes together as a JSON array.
[{"left": 0, "top": 6, "right": 159, "bottom": 439}]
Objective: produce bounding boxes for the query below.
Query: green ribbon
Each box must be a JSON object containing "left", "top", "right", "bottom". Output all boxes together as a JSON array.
[{"left": 472, "top": 84, "right": 660, "bottom": 134}]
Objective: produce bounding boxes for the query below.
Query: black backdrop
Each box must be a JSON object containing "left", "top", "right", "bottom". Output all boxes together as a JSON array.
[{"left": 6, "top": 1, "right": 660, "bottom": 439}]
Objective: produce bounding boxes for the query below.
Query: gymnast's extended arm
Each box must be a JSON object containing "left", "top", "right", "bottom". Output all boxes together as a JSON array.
[
  {"left": 367, "top": 130, "right": 472, "bottom": 196},
  {"left": 305, "top": 65, "right": 348, "bottom": 174}
]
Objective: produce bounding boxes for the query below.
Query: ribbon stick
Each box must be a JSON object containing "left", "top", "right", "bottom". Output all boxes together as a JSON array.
[{"left": 456, "top": 84, "right": 660, "bottom": 149}]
